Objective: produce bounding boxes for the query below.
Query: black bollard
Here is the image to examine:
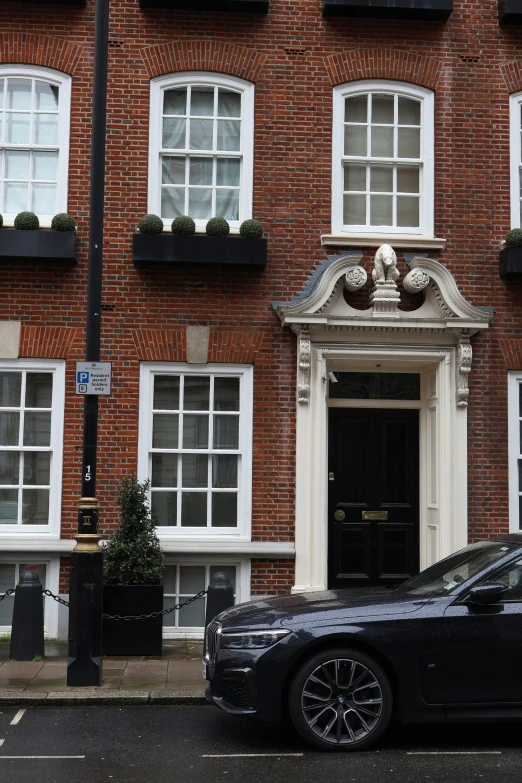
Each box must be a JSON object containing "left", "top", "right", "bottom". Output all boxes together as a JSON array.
[
  {"left": 9, "top": 571, "right": 45, "bottom": 661},
  {"left": 205, "top": 572, "right": 234, "bottom": 629}
]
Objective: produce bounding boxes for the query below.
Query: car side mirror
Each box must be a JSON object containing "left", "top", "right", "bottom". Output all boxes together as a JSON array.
[{"left": 468, "top": 582, "right": 510, "bottom": 605}]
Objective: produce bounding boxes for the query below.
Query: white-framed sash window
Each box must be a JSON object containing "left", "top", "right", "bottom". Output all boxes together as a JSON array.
[
  {"left": 508, "top": 372, "right": 522, "bottom": 532},
  {"left": 332, "top": 80, "right": 434, "bottom": 238},
  {"left": 138, "top": 363, "right": 253, "bottom": 539},
  {"left": 161, "top": 558, "right": 249, "bottom": 638},
  {"left": 0, "top": 360, "right": 65, "bottom": 537},
  {"left": 0, "top": 66, "right": 71, "bottom": 227},
  {"left": 0, "top": 557, "right": 60, "bottom": 638},
  {"left": 509, "top": 92, "right": 522, "bottom": 228},
  {"left": 148, "top": 72, "right": 254, "bottom": 230}
]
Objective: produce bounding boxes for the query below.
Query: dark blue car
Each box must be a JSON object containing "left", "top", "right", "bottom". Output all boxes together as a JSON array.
[{"left": 204, "top": 535, "right": 522, "bottom": 750}]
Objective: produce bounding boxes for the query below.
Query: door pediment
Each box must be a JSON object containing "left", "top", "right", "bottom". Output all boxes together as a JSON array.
[
  {"left": 273, "top": 246, "right": 494, "bottom": 408},
  {"left": 273, "top": 249, "right": 493, "bottom": 335}
]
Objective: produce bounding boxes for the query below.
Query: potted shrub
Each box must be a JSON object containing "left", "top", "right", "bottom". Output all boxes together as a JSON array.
[
  {"left": 102, "top": 475, "right": 164, "bottom": 656},
  {"left": 0, "top": 211, "right": 76, "bottom": 261},
  {"left": 500, "top": 229, "right": 522, "bottom": 279},
  {"left": 132, "top": 214, "right": 267, "bottom": 266}
]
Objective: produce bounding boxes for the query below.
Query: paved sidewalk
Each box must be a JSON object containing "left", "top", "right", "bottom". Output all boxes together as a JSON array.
[{"left": 0, "top": 640, "right": 206, "bottom": 705}]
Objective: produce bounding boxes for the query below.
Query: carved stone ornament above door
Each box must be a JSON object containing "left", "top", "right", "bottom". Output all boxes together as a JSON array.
[{"left": 272, "top": 246, "right": 494, "bottom": 408}]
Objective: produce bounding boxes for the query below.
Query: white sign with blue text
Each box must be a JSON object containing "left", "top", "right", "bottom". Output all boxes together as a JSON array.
[{"left": 75, "top": 362, "right": 112, "bottom": 395}]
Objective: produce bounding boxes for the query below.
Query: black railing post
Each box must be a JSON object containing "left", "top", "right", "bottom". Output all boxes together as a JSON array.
[
  {"left": 205, "top": 572, "right": 234, "bottom": 629},
  {"left": 66, "top": 0, "right": 109, "bottom": 688},
  {"left": 9, "top": 572, "right": 45, "bottom": 662}
]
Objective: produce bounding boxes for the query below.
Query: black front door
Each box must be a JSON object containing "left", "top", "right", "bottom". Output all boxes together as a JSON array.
[{"left": 328, "top": 408, "right": 419, "bottom": 588}]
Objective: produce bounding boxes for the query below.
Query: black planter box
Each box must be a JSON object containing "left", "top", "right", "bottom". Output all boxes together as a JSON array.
[
  {"left": 103, "top": 585, "right": 164, "bottom": 656},
  {"left": 500, "top": 247, "right": 522, "bottom": 278},
  {"left": 499, "top": 0, "right": 522, "bottom": 23},
  {"left": 133, "top": 233, "right": 267, "bottom": 267},
  {"left": 0, "top": 0, "right": 85, "bottom": 4},
  {"left": 323, "top": 0, "right": 452, "bottom": 19},
  {"left": 139, "top": 0, "right": 268, "bottom": 11},
  {"left": 0, "top": 229, "right": 76, "bottom": 262}
]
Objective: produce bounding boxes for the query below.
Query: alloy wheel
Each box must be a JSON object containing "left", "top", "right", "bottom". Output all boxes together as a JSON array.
[{"left": 300, "top": 657, "right": 383, "bottom": 745}]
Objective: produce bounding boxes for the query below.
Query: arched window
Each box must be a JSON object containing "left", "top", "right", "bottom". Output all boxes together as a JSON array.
[
  {"left": 0, "top": 66, "right": 71, "bottom": 227},
  {"left": 332, "top": 80, "right": 434, "bottom": 237},
  {"left": 148, "top": 72, "right": 254, "bottom": 229}
]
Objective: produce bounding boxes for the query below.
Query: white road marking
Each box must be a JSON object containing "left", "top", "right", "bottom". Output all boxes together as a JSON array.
[
  {"left": 10, "top": 710, "right": 25, "bottom": 726},
  {"left": 201, "top": 753, "right": 305, "bottom": 758},
  {"left": 0, "top": 741, "right": 4, "bottom": 748},
  {"left": 407, "top": 752, "right": 502, "bottom": 755},
  {"left": 0, "top": 756, "right": 85, "bottom": 760}
]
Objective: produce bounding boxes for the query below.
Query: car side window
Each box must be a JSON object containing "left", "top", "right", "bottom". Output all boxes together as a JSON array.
[{"left": 482, "top": 559, "right": 522, "bottom": 601}]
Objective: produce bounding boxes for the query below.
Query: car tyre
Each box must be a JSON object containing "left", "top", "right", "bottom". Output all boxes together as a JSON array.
[{"left": 288, "top": 647, "right": 393, "bottom": 751}]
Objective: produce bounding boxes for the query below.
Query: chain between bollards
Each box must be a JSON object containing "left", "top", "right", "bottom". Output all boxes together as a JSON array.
[{"left": 39, "top": 587, "right": 208, "bottom": 621}]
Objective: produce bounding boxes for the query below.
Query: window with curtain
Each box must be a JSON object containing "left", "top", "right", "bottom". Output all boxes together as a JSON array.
[
  {"left": 508, "top": 373, "right": 522, "bottom": 532},
  {"left": 139, "top": 364, "right": 253, "bottom": 537},
  {"left": 510, "top": 92, "right": 522, "bottom": 228},
  {"left": 0, "top": 67, "right": 71, "bottom": 226},
  {"left": 0, "top": 361, "right": 65, "bottom": 535},
  {"left": 148, "top": 73, "right": 254, "bottom": 229},
  {"left": 332, "top": 81, "right": 434, "bottom": 237},
  {"left": 162, "top": 563, "right": 238, "bottom": 631},
  {"left": 0, "top": 562, "right": 47, "bottom": 629}
]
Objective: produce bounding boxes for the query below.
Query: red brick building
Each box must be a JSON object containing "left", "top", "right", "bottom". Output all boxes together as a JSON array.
[{"left": 1, "top": 0, "right": 522, "bottom": 639}]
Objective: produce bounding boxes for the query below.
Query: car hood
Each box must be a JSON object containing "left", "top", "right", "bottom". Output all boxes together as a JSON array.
[{"left": 218, "top": 587, "right": 427, "bottom": 630}]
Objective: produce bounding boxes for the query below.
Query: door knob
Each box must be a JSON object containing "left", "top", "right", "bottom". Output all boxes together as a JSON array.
[{"left": 334, "top": 509, "right": 345, "bottom": 522}]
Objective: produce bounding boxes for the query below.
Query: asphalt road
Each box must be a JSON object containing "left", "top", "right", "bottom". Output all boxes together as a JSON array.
[{"left": 0, "top": 704, "right": 520, "bottom": 783}]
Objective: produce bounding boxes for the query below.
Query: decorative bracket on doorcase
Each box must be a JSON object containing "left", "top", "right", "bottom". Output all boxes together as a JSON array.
[
  {"left": 456, "top": 331, "right": 473, "bottom": 408},
  {"left": 294, "top": 324, "right": 311, "bottom": 404}
]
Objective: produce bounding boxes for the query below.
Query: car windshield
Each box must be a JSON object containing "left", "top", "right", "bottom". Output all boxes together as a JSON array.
[{"left": 397, "top": 540, "right": 519, "bottom": 597}]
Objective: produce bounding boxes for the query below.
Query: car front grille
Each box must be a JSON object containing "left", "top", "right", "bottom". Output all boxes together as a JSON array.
[{"left": 204, "top": 620, "right": 221, "bottom": 663}]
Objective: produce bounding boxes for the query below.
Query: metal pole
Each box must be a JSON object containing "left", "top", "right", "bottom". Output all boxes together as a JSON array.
[{"left": 67, "top": 0, "right": 109, "bottom": 687}]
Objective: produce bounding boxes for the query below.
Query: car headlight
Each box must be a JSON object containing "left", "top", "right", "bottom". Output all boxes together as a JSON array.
[{"left": 219, "top": 629, "right": 291, "bottom": 650}]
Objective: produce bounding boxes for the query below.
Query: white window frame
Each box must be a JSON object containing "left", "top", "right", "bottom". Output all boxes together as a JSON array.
[
  {"left": 0, "top": 65, "right": 71, "bottom": 228},
  {"left": 162, "top": 556, "right": 250, "bottom": 639},
  {"left": 0, "top": 556, "right": 60, "bottom": 637},
  {"left": 0, "top": 359, "right": 65, "bottom": 539},
  {"left": 510, "top": 92, "right": 522, "bottom": 228},
  {"left": 508, "top": 372, "right": 522, "bottom": 532},
  {"left": 138, "top": 362, "right": 253, "bottom": 541},
  {"left": 332, "top": 80, "right": 434, "bottom": 239},
  {"left": 148, "top": 72, "right": 254, "bottom": 231}
]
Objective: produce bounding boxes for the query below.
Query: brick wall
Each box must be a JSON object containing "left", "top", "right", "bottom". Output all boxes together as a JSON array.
[{"left": 2, "top": 0, "right": 521, "bottom": 593}]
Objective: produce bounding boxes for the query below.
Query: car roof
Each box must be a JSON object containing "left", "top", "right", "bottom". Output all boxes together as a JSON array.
[{"left": 486, "top": 533, "right": 522, "bottom": 545}]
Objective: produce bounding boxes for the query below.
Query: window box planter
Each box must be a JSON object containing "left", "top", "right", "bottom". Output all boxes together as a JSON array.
[
  {"left": 102, "top": 585, "right": 164, "bottom": 656},
  {"left": 322, "top": 0, "right": 452, "bottom": 20},
  {"left": 499, "top": 0, "right": 522, "bottom": 23},
  {"left": 139, "top": 0, "right": 268, "bottom": 11},
  {"left": 500, "top": 247, "right": 522, "bottom": 278},
  {"left": 0, "top": 229, "right": 76, "bottom": 262},
  {"left": 133, "top": 233, "right": 267, "bottom": 267},
  {"left": 0, "top": 0, "right": 85, "bottom": 4}
]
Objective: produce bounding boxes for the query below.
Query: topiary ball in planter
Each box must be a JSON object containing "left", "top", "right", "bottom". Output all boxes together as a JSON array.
[
  {"left": 506, "top": 229, "right": 522, "bottom": 248},
  {"left": 138, "top": 214, "right": 164, "bottom": 235},
  {"left": 172, "top": 215, "right": 196, "bottom": 236},
  {"left": 239, "top": 219, "right": 263, "bottom": 239},
  {"left": 14, "top": 212, "right": 39, "bottom": 230},
  {"left": 206, "top": 217, "right": 230, "bottom": 236},
  {"left": 51, "top": 213, "right": 76, "bottom": 232}
]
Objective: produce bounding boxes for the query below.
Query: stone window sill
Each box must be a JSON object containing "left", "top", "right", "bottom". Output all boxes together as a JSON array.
[{"left": 321, "top": 234, "right": 446, "bottom": 251}]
